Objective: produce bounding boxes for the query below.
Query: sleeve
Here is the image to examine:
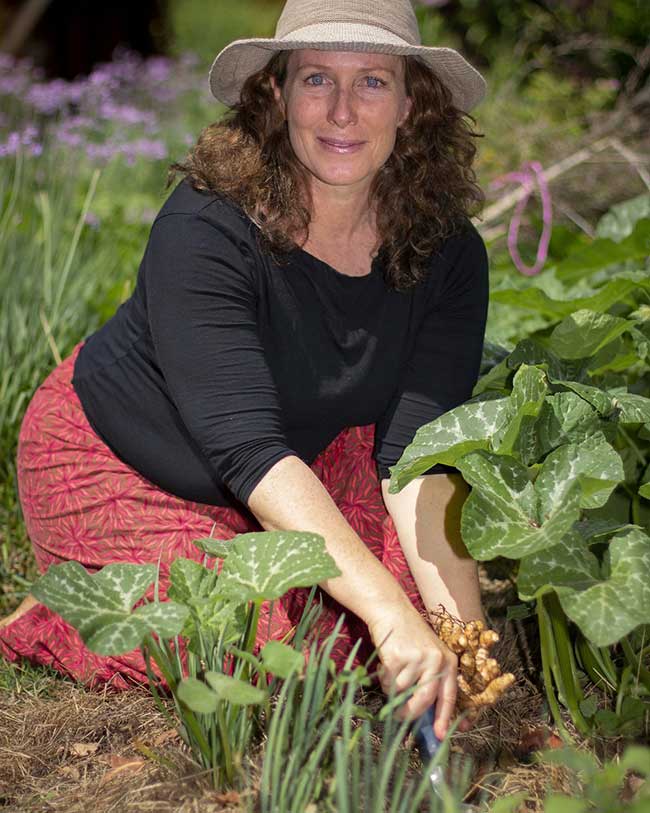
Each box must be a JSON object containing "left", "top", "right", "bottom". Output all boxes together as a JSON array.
[
  {"left": 373, "top": 224, "right": 489, "bottom": 480},
  {"left": 145, "top": 210, "right": 296, "bottom": 506}
]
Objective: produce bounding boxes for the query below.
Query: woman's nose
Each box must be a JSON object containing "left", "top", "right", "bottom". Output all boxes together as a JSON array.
[{"left": 327, "top": 88, "right": 358, "bottom": 128}]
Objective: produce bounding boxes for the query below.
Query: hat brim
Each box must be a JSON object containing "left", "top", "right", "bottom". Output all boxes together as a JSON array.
[{"left": 208, "top": 22, "right": 486, "bottom": 113}]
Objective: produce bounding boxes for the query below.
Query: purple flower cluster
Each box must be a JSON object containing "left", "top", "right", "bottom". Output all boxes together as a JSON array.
[
  {"left": 0, "top": 46, "right": 206, "bottom": 166},
  {"left": 0, "top": 125, "right": 42, "bottom": 157}
]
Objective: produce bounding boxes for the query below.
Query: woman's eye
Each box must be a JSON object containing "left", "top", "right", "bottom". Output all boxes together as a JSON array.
[
  {"left": 305, "top": 74, "right": 326, "bottom": 86},
  {"left": 364, "top": 76, "right": 386, "bottom": 89}
]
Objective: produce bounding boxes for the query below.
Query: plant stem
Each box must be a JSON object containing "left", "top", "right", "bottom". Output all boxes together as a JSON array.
[
  {"left": 544, "top": 592, "right": 592, "bottom": 736},
  {"left": 621, "top": 636, "right": 650, "bottom": 693},
  {"left": 536, "top": 595, "right": 573, "bottom": 742}
]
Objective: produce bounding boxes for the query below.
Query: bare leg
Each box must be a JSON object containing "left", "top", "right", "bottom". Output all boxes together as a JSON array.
[{"left": 0, "top": 594, "right": 38, "bottom": 630}]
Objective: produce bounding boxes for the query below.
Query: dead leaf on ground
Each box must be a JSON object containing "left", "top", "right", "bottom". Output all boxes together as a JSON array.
[
  {"left": 214, "top": 790, "right": 241, "bottom": 804},
  {"left": 99, "top": 756, "right": 146, "bottom": 786},
  {"left": 70, "top": 742, "right": 100, "bottom": 757},
  {"left": 151, "top": 728, "right": 180, "bottom": 747},
  {"left": 56, "top": 765, "right": 81, "bottom": 780}
]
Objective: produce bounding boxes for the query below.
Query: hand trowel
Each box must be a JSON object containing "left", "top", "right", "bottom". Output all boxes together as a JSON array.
[{"left": 411, "top": 705, "right": 475, "bottom": 811}]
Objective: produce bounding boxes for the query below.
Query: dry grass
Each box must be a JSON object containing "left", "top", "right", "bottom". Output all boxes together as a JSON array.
[{"left": 0, "top": 567, "right": 565, "bottom": 813}]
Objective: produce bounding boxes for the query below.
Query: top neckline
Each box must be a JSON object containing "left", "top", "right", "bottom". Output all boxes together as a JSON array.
[{"left": 292, "top": 245, "right": 383, "bottom": 281}]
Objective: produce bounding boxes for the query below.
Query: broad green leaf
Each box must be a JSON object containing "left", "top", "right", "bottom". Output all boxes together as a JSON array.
[
  {"left": 479, "top": 340, "right": 510, "bottom": 375},
  {"left": 614, "top": 393, "right": 650, "bottom": 424},
  {"left": 640, "top": 482, "right": 650, "bottom": 500},
  {"left": 552, "top": 381, "right": 614, "bottom": 416},
  {"left": 204, "top": 671, "right": 267, "bottom": 704},
  {"left": 388, "top": 394, "right": 509, "bottom": 492},
  {"left": 217, "top": 531, "right": 340, "bottom": 603},
  {"left": 535, "top": 433, "right": 623, "bottom": 511},
  {"left": 168, "top": 558, "right": 245, "bottom": 645},
  {"left": 134, "top": 602, "right": 189, "bottom": 641},
  {"left": 518, "top": 530, "right": 601, "bottom": 599},
  {"left": 492, "top": 365, "right": 548, "bottom": 464},
  {"left": 487, "top": 793, "right": 529, "bottom": 813},
  {"left": 260, "top": 640, "right": 304, "bottom": 678},
  {"left": 523, "top": 528, "right": 650, "bottom": 647},
  {"left": 32, "top": 562, "right": 188, "bottom": 655},
  {"left": 168, "top": 558, "right": 219, "bottom": 604},
  {"left": 547, "top": 311, "right": 632, "bottom": 360},
  {"left": 555, "top": 380, "right": 650, "bottom": 424},
  {"left": 193, "top": 537, "right": 232, "bottom": 559},
  {"left": 458, "top": 434, "right": 622, "bottom": 560},
  {"left": 555, "top": 218, "right": 650, "bottom": 284},
  {"left": 619, "top": 745, "right": 650, "bottom": 776},
  {"left": 542, "top": 796, "right": 589, "bottom": 813},
  {"left": 597, "top": 193, "right": 650, "bottom": 241},
  {"left": 457, "top": 451, "right": 580, "bottom": 560},
  {"left": 177, "top": 677, "right": 218, "bottom": 714},
  {"left": 534, "top": 392, "right": 607, "bottom": 457},
  {"left": 574, "top": 516, "right": 632, "bottom": 543},
  {"left": 491, "top": 277, "right": 645, "bottom": 319},
  {"left": 507, "top": 339, "right": 591, "bottom": 383},
  {"left": 473, "top": 356, "right": 513, "bottom": 396}
]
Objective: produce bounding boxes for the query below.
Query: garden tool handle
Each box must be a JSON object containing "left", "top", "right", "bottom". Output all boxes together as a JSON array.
[{"left": 410, "top": 704, "right": 442, "bottom": 761}]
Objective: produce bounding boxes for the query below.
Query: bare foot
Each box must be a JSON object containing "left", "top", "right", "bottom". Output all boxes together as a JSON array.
[{"left": 0, "top": 594, "right": 39, "bottom": 630}]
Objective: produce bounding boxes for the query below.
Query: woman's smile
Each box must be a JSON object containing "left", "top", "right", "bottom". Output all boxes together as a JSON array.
[{"left": 317, "top": 137, "right": 367, "bottom": 154}]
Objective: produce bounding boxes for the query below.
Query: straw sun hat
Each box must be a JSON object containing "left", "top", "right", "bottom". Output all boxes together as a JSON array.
[{"left": 209, "top": 0, "right": 487, "bottom": 113}]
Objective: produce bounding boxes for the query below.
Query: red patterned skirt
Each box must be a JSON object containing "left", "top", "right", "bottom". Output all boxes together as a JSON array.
[{"left": 0, "top": 344, "right": 425, "bottom": 690}]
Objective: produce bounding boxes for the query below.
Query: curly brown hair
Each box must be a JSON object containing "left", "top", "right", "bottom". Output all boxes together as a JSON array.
[{"left": 168, "top": 52, "right": 485, "bottom": 290}]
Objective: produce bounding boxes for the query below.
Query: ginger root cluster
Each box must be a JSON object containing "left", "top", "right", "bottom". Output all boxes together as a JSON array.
[{"left": 427, "top": 605, "right": 515, "bottom": 711}]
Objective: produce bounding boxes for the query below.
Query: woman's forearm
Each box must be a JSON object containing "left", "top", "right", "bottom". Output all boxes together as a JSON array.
[
  {"left": 381, "top": 474, "right": 485, "bottom": 624},
  {"left": 247, "top": 455, "right": 414, "bottom": 628}
]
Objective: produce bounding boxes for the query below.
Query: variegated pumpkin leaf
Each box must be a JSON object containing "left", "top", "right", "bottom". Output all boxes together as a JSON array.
[
  {"left": 31, "top": 562, "right": 188, "bottom": 655},
  {"left": 520, "top": 528, "right": 650, "bottom": 647},
  {"left": 458, "top": 452, "right": 579, "bottom": 560},
  {"left": 573, "top": 516, "right": 633, "bottom": 543},
  {"left": 533, "top": 392, "right": 609, "bottom": 458},
  {"left": 547, "top": 310, "right": 633, "bottom": 360},
  {"left": 507, "top": 338, "right": 592, "bottom": 383},
  {"left": 491, "top": 365, "right": 548, "bottom": 464},
  {"left": 387, "top": 393, "right": 509, "bottom": 492},
  {"left": 457, "top": 434, "right": 623, "bottom": 560},
  {"left": 193, "top": 537, "right": 232, "bottom": 559},
  {"left": 553, "top": 380, "right": 650, "bottom": 425},
  {"left": 518, "top": 529, "right": 602, "bottom": 600},
  {"left": 216, "top": 531, "right": 340, "bottom": 603},
  {"left": 551, "top": 380, "right": 616, "bottom": 416},
  {"left": 205, "top": 672, "right": 267, "bottom": 704},
  {"left": 167, "top": 558, "right": 246, "bottom": 647},
  {"left": 535, "top": 432, "right": 624, "bottom": 511}
]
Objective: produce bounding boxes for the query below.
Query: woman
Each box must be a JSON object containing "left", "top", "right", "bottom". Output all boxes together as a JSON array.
[{"left": 1, "top": 0, "right": 489, "bottom": 741}]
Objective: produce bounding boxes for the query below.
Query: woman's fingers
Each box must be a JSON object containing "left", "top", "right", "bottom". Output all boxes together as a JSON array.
[
  {"left": 433, "top": 657, "right": 458, "bottom": 740},
  {"left": 383, "top": 658, "right": 448, "bottom": 721}
]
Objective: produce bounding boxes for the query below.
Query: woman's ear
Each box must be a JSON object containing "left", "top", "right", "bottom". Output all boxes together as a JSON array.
[
  {"left": 269, "top": 75, "right": 286, "bottom": 116},
  {"left": 399, "top": 96, "right": 413, "bottom": 128}
]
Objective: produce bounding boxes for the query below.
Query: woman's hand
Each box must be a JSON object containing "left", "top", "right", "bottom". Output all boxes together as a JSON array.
[{"left": 367, "top": 605, "right": 458, "bottom": 740}]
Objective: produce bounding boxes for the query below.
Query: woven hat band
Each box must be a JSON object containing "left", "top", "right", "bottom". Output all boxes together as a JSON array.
[{"left": 276, "top": 0, "right": 421, "bottom": 46}]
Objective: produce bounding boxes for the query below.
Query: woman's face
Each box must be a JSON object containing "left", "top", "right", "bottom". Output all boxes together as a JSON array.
[{"left": 273, "top": 49, "right": 413, "bottom": 195}]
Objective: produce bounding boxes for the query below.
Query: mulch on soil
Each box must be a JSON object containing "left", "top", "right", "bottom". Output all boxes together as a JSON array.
[{"left": 0, "top": 563, "right": 581, "bottom": 813}]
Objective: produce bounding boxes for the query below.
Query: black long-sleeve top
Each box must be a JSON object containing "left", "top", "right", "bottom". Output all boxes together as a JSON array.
[{"left": 72, "top": 179, "right": 489, "bottom": 510}]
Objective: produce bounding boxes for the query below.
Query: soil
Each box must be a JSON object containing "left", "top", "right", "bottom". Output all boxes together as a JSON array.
[{"left": 0, "top": 562, "right": 630, "bottom": 813}]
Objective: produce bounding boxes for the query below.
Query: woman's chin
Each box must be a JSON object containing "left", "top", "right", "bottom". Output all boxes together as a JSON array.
[{"left": 310, "top": 165, "right": 375, "bottom": 190}]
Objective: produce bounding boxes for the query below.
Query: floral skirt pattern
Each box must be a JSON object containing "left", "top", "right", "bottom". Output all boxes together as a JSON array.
[{"left": 0, "top": 344, "right": 426, "bottom": 690}]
